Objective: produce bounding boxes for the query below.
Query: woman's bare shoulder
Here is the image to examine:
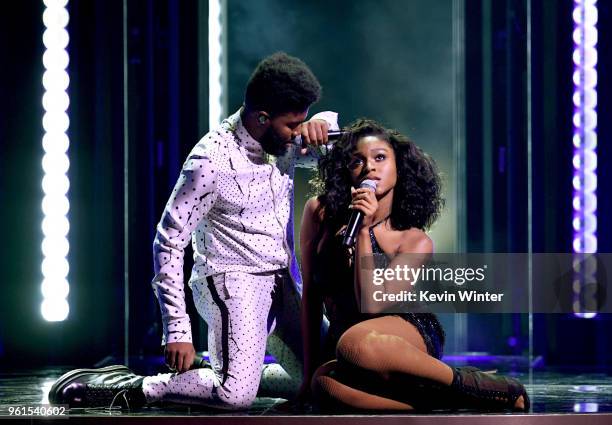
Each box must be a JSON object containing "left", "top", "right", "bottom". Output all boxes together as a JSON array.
[
  {"left": 304, "top": 196, "right": 320, "bottom": 212},
  {"left": 304, "top": 196, "right": 325, "bottom": 222},
  {"left": 397, "top": 228, "right": 433, "bottom": 254}
]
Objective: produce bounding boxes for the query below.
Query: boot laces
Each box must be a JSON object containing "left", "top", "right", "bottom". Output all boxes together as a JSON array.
[
  {"left": 86, "top": 384, "right": 133, "bottom": 411},
  {"left": 109, "top": 388, "right": 130, "bottom": 410}
]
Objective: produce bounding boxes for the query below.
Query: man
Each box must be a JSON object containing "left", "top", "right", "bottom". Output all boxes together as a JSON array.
[{"left": 48, "top": 52, "right": 338, "bottom": 410}]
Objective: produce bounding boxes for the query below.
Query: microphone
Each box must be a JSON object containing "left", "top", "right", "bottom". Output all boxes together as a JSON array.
[
  {"left": 291, "top": 130, "right": 346, "bottom": 146},
  {"left": 342, "top": 179, "right": 378, "bottom": 247}
]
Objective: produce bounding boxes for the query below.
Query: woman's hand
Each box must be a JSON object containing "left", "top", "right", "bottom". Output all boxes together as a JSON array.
[
  {"left": 164, "top": 342, "right": 196, "bottom": 373},
  {"left": 350, "top": 186, "right": 378, "bottom": 228}
]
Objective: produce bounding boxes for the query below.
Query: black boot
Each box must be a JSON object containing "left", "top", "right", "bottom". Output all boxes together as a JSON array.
[
  {"left": 449, "top": 366, "right": 530, "bottom": 412},
  {"left": 48, "top": 365, "right": 147, "bottom": 410}
]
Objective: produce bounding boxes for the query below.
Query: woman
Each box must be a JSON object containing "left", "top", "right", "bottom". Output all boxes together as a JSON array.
[{"left": 298, "top": 118, "right": 528, "bottom": 412}]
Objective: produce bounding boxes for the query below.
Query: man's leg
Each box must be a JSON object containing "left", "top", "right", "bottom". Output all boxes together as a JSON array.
[
  {"left": 142, "top": 272, "right": 276, "bottom": 410},
  {"left": 258, "top": 271, "right": 303, "bottom": 399}
]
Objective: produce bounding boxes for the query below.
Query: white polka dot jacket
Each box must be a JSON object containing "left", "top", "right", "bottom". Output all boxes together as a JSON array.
[{"left": 152, "top": 109, "right": 339, "bottom": 345}]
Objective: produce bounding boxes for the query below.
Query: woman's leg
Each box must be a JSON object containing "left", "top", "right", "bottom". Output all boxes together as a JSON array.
[
  {"left": 312, "top": 316, "right": 525, "bottom": 411},
  {"left": 336, "top": 316, "right": 454, "bottom": 384},
  {"left": 311, "top": 316, "right": 451, "bottom": 410},
  {"left": 311, "top": 360, "right": 415, "bottom": 411}
]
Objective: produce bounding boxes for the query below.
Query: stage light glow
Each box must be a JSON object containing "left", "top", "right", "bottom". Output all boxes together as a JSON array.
[
  {"left": 42, "top": 215, "right": 70, "bottom": 238},
  {"left": 42, "top": 278, "right": 70, "bottom": 300},
  {"left": 572, "top": 215, "right": 596, "bottom": 234},
  {"left": 208, "top": 0, "right": 225, "bottom": 128},
  {"left": 42, "top": 195, "right": 70, "bottom": 217},
  {"left": 41, "top": 0, "right": 70, "bottom": 322},
  {"left": 43, "top": 0, "right": 69, "bottom": 7},
  {"left": 572, "top": 131, "right": 597, "bottom": 149},
  {"left": 42, "top": 6, "right": 69, "bottom": 29},
  {"left": 42, "top": 132, "right": 69, "bottom": 153},
  {"left": 42, "top": 90, "right": 70, "bottom": 112},
  {"left": 42, "top": 111, "right": 70, "bottom": 133},
  {"left": 572, "top": 0, "right": 598, "bottom": 319},
  {"left": 42, "top": 236, "right": 69, "bottom": 258},
  {"left": 41, "top": 258, "right": 69, "bottom": 280},
  {"left": 42, "top": 28, "right": 69, "bottom": 50},
  {"left": 42, "top": 49, "right": 69, "bottom": 70},
  {"left": 42, "top": 152, "right": 70, "bottom": 175},
  {"left": 42, "top": 174, "right": 70, "bottom": 196},
  {"left": 41, "top": 298, "right": 69, "bottom": 322},
  {"left": 42, "top": 70, "right": 70, "bottom": 91}
]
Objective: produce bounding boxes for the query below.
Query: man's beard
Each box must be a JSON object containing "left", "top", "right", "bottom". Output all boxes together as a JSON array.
[{"left": 259, "top": 127, "right": 291, "bottom": 156}]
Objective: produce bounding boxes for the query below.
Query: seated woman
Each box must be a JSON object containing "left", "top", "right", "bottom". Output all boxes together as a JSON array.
[{"left": 298, "top": 118, "right": 529, "bottom": 412}]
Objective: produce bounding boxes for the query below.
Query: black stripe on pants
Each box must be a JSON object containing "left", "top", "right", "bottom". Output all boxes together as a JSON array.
[{"left": 207, "top": 276, "right": 231, "bottom": 386}]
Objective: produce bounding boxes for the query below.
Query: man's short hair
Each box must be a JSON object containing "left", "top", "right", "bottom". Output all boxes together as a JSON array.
[{"left": 244, "top": 52, "right": 322, "bottom": 115}]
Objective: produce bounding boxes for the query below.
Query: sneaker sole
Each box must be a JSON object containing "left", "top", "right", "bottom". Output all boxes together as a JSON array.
[{"left": 48, "top": 365, "right": 132, "bottom": 405}]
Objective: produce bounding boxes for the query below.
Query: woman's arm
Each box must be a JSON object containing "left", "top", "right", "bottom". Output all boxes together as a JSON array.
[
  {"left": 299, "top": 197, "right": 324, "bottom": 395},
  {"left": 349, "top": 186, "right": 433, "bottom": 313},
  {"left": 353, "top": 223, "right": 375, "bottom": 310},
  {"left": 357, "top": 227, "right": 433, "bottom": 314}
]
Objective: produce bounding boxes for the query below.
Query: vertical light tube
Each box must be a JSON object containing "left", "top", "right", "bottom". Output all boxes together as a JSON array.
[
  {"left": 208, "top": 0, "right": 225, "bottom": 128},
  {"left": 41, "top": 0, "right": 70, "bottom": 321},
  {"left": 572, "top": 0, "right": 597, "bottom": 318}
]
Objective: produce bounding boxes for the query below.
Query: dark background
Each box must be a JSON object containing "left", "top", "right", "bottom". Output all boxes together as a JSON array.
[{"left": 0, "top": 0, "right": 610, "bottom": 369}]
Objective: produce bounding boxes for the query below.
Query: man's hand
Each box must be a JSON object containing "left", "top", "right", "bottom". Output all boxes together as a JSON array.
[
  {"left": 294, "top": 119, "right": 329, "bottom": 155},
  {"left": 164, "top": 342, "right": 196, "bottom": 373}
]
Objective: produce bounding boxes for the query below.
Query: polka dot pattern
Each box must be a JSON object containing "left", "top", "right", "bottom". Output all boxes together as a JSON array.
[
  {"left": 142, "top": 270, "right": 303, "bottom": 409},
  {"left": 151, "top": 109, "right": 336, "bottom": 345},
  {"left": 147, "top": 109, "right": 338, "bottom": 407}
]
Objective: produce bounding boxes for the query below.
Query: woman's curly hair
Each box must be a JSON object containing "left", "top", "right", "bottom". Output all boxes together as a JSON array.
[{"left": 312, "top": 118, "right": 444, "bottom": 232}]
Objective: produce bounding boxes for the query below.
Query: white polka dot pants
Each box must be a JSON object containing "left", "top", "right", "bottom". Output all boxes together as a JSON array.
[{"left": 142, "top": 269, "right": 303, "bottom": 410}]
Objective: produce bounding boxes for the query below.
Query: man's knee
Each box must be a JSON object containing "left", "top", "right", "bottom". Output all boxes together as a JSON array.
[{"left": 214, "top": 385, "right": 258, "bottom": 410}]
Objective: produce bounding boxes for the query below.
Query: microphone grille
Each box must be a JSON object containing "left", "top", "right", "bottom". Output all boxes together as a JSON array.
[{"left": 360, "top": 179, "right": 377, "bottom": 191}]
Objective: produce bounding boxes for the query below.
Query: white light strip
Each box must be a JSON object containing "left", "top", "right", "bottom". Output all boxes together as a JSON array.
[
  {"left": 571, "top": 0, "right": 598, "bottom": 318},
  {"left": 208, "top": 0, "right": 224, "bottom": 128},
  {"left": 41, "top": 0, "right": 70, "bottom": 322}
]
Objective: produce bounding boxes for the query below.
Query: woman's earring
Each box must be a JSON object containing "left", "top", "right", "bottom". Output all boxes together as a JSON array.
[{"left": 258, "top": 115, "right": 267, "bottom": 125}]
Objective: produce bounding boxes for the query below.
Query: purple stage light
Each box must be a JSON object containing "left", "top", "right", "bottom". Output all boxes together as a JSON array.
[{"left": 572, "top": 0, "right": 598, "bottom": 319}]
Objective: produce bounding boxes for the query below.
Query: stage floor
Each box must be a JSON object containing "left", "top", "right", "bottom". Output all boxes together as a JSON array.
[{"left": 0, "top": 366, "right": 611, "bottom": 423}]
